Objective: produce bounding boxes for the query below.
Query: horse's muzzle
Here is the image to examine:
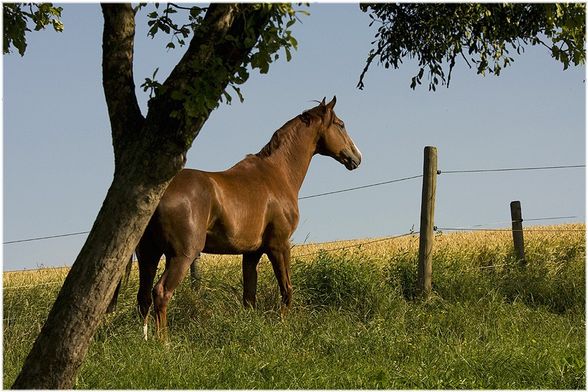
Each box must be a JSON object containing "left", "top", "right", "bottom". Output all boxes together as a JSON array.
[{"left": 341, "top": 149, "right": 362, "bottom": 170}]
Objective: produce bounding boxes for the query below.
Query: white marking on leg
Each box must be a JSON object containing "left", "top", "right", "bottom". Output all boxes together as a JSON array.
[{"left": 143, "top": 323, "right": 148, "bottom": 341}]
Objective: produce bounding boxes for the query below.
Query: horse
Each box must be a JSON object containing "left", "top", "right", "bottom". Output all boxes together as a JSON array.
[{"left": 117, "top": 96, "right": 361, "bottom": 339}]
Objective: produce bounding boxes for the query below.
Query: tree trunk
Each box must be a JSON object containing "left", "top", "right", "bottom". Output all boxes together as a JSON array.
[
  {"left": 12, "top": 161, "right": 172, "bottom": 389},
  {"left": 12, "top": 3, "right": 274, "bottom": 389}
]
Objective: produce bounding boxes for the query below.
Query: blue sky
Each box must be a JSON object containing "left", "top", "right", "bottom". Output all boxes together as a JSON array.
[{"left": 3, "top": 4, "right": 586, "bottom": 270}]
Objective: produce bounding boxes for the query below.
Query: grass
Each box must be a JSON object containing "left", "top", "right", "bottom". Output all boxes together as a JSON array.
[{"left": 3, "top": 224, "right": 585, "bottom": 389}]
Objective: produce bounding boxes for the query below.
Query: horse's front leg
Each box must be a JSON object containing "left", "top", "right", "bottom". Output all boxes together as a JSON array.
[
  {"left": 242, "top": 251, "right": 262, "bottom": 308},
  {"left": 267, "top": 244, "right": 293, "bottom": 314}
]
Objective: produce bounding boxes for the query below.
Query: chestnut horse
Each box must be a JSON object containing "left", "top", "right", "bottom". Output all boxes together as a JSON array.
[{"left": 133, "top": 96, "right": 361, "bottom": 339}]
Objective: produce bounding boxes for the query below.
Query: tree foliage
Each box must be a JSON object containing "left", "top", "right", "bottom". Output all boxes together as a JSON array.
[
  {"left": 358, "top": 3, "right": 586, "bottom": 91},
  {"left": 4, "top": 2, "right": 304, "bottom": 122},
  {"left": 3, "top": 2, "right": 63, "bottom": 56},
  {"left": 134, "top": 3, "right": 306, "bottom": 156},
  {"left": 138, "top": 3, "right": 304, "bottom": 120}
]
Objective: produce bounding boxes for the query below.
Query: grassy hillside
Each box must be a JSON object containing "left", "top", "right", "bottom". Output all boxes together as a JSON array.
[{"left": 3, "top": 224, "right": 585, "bottom": 388}]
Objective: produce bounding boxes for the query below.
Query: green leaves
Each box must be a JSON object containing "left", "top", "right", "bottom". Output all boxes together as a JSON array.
[
  {"left": 245, "top": 3, "right": 304, "bottom": 76},
  {"left": 140, "top": 67, "right": 161, "bottom": 98},
  {"left": 220, "top": 3, "right": 305, "bottom": 104},
  {"left": 359, "top": 3, "right": 585, "bottom": 91},
  {"left": 3, "top": 3, "right": 63, "bottom": 56},
  {"left": 543, "top": 3, "right": 586, "bottom": 71},
  {"left": 144, "top": 3, "right": 307, "bottom": 124},
  {"left": 144, "top": 3, "right": 204, "bottom": 49},
  {"left": 31, "top": 3, "right": 63, "bottom": 32}
]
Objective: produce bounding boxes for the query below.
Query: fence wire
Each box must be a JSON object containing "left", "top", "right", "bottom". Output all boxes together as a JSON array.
[
  {"left": 292, "top": 231, "right": 419, "bottom": 259},
  {"left": 4, "top": 163, "right": 584, "bottom": 246},
  {"left": 435, "top": 226, "right": 585, "bottom": 233},
  {"left": 439, "top": 164, "right": 585, "bottom": 175},
  {"left": 4, "top": 231, "right": 91, "bottom": 245},
  {"left": 298, "top": 174, "right": 422, "bottom": 200}
]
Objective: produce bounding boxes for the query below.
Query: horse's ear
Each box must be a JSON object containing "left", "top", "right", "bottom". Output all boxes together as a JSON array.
[
  {"left": 320, "top": 97, "right": 326, "bottom": 106},
  {"left": 326, "top": 96, "right": 337, "bottom": 110}
]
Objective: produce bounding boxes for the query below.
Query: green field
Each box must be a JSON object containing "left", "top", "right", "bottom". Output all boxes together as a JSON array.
[{"left": 3, "top": 224, "right": 585, "bottom": 389}]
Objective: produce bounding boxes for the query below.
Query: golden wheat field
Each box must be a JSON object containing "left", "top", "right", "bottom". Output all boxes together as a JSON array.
[{"left": 4, "top": 223, "right": 584, "bottom": 289}]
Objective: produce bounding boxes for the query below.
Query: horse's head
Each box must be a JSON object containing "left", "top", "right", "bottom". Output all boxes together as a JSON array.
[{"left": 309, "top": 96, "right": 362, "bottom": 170}]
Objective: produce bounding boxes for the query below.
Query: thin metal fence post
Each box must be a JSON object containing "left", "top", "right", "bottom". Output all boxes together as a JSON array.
[
  {"left": 510, "top": 200, "right": 526, "bottom": 266},
  {"left": 417, "top": 146, "right": 438, "bottom": 297}
]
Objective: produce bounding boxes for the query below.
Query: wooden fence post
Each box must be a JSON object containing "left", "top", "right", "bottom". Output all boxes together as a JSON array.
[
  {"left": 510, "top": 200, "right": 526, "bottom": 266},
  {"left": 417, "top": 146, "right": 438, "bottom": 297}
]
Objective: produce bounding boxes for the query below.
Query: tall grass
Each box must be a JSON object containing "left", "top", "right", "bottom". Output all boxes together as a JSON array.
[{"left": 3, "top": 224, "right": 585, "bottom": 389}]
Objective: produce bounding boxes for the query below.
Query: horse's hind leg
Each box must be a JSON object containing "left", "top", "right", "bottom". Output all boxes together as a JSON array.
[
  {"left": 152, "top": 251, "right": 200, "bottom": 340},
  {"left": 136, "top": 244, "right": 161, "bottom": 340},
  {"left": 267, "top": 244, "right": 293, "bottom": 315},
  {"left": 242, "top": 251, "right": 262, "bottom": 308},
  {"left": 106, "top": 280, "right": 121, "bottom": 314},
  {"left": 106, "top": 255, "right": 133, "bottom": 313}
]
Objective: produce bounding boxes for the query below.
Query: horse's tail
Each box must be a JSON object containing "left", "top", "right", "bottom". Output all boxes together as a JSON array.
[{"left": 106, "top": 254, "right": 134, "bottom": 313}]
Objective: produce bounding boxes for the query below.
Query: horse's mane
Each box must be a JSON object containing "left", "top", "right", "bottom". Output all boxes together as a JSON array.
[
  {"left": 255, "top": 104, "right": 327, "bottom": 159},
  {"left": 255, "top": 121, "right": 298, "bottom": 158}
]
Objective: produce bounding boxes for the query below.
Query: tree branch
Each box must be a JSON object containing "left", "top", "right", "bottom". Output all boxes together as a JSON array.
[
  {"left": 101, "top": 3, "right": 145, "bottom": 160},
  {"left": 142, "top": 3, "right": 273, "bottom": 173},
  {"left": 460, "top": 50, "right": 473, "bottom": 69},
  {"left": 169, "top": 3, "right": 205, "bottom": 12}
]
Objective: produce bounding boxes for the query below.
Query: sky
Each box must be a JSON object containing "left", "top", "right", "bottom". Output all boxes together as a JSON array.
[{"left": 3, "top": 3, "right": 586, "bottom": 271}]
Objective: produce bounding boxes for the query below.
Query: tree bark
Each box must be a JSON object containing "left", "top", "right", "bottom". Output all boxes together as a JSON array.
[
  {"left": 12, "top": 167, "right": 170, "bottom": 389},
  {"left": 12, "top": 3, "right": 273, "bottom": 389}
]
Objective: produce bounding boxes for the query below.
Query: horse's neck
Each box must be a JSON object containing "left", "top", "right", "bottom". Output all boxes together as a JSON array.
[{"left": 268, "top": 122, "right": 318, "bottom": 195}]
